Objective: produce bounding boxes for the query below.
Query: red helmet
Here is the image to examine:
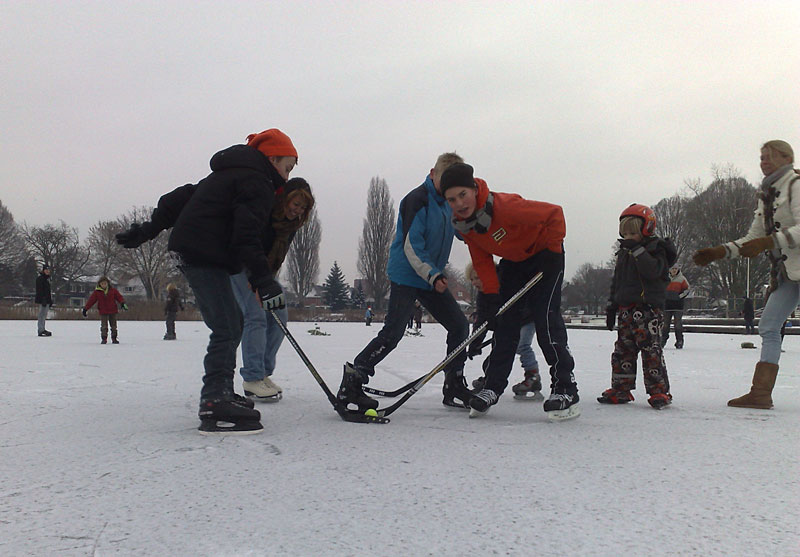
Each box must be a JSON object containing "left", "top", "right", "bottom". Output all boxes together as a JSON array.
[{"left": 620, "top": 203, "right": 656, "bottom": 237}]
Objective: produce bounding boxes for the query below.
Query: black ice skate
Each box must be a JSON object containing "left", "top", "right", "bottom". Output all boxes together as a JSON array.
[
  {"left": 469, "top": 388, "right": 499, "bottom": 418},
  {"left": 647, "top": 393, "right": 673, "bottom": 410},
  {"left": 38, "top": 330, "right": 52, "bottom": 337},
  {"left": 198, "top": 398, "right": 263, "bottom": 435},
  {"left": 543, "top": 392, "right": 581, "bottom": 421},
  {"left": 338, "top": 363, "right": 379, "bottom": 412},
  {"left": 511, "top": 369, "right": 544, "bottom": 401},
  {"left": 442, "top": 369, "right": 472, "bottom": 409}
]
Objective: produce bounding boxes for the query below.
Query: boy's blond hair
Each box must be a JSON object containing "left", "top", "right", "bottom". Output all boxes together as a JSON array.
[
  {"left": 465, "top": 262, "right": 478, "bottom": 282},
  {"left": 762, "top": 140, "right": 794, "bottom": 164},
  {"left": 619, "top": 216, "right": 644, "bottom": 237},
  {"left": 433, "top": 152, "right": 464, "bottom": 176}
]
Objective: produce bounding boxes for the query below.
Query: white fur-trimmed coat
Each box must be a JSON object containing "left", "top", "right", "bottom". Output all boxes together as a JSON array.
[{"left": 725, "top": 169, "right": 800, "bottom": 280}]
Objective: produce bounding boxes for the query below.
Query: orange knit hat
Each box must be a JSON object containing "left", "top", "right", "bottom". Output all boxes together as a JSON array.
[{"left": 245, "top": 128, "right": 298, "bottom": 158}]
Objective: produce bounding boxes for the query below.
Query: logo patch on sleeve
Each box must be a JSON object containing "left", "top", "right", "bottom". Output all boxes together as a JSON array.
[{"left": 492, "top": 228, "right": 506, "bottom": 243}]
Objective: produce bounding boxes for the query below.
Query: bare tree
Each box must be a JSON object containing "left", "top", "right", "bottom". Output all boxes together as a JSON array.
[
  {"left": 567, "top": 262, "right": 614, "bottom": 314},
  {"left": 653, "top": 194, "right": 689, "bottom": 263},
  {"left": 87, "top": 220, "right": 125, "bottom": 277},
  {"left": 682, "top": 165, "right": 769, "bottom": 306},
  {"left": 20, "top": 220, "right": 90, "bottom": 294},
  {"left": 0, "top": 201, "right": 28, "bottom": 295},
  {"left": 285, "top": 206, "right": 321, "bottom": 306},
  {"left": 357, "top": 176, "right": 394, "bottom": 310},
  {"left": 117, "top": 207, "right": 172, "bottom": 299}
]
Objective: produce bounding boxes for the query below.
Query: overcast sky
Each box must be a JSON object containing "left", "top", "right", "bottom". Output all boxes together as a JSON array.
[{"left": 2, "top": 1, "right": 799, "bottom": 285}]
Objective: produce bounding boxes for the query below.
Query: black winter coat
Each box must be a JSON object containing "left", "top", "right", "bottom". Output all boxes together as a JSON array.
[
  {"left": 35, "top": 272, "right": 52, "bottom": 305},
  {"left": 163, "top": 145, "right": 285, "bottom": 286},
  {"left": 608, "top": 236, "right": 676, "bottom": 309},
  {"left": 164, "top": 289, "right": 183, "bottom": 314}
]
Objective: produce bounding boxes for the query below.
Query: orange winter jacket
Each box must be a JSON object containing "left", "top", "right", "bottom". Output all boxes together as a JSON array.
[{"left": 459, "top": 178, "right": 565, "bottom": 294}]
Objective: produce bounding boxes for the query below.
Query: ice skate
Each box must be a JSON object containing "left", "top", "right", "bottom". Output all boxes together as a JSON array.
[
  {"left": 511, "top": 369, "right": 544, "bottom": 401},
  {"left": 469, "top": 388, "right": 499, "bottom": 418},
  {"left": 597, "top": 388, "right": 634, "bottom": 404},
  {"left": 337, "top": 363, "right": 378, "bottom": 412},
  {"left": 544, "top": 392, "right": 581, "bottom": 421},
  {"left": 243, "top": 377, "right": 282, "bottom": 402},
  {"left": 37, "top": 330, "right": 52, "bottom": 337},
  {"left": 442, "top": 369, "right": 472, "bottom": 409},
  {"left": 647, "top": 393, "right": 672, "bottom": 409},
  {"left": 198, "top": 398, "right": 263, "bottom": 435}
]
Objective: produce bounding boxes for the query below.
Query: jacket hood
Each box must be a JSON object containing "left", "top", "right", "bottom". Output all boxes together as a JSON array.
[
  {"left": 474, "top": 178, "right": 491, "bottom": 212},
  {"left": 210, "top": 145, "right": 286, "bottom": 187}
]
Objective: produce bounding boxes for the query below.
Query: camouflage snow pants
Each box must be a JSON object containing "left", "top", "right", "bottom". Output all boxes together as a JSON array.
[{"left": 610, "top": 304, "right": 670, "bottom": 395}]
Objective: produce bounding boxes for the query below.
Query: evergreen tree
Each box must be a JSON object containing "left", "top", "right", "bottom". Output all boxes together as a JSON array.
[
  {"left": 323, "top": 261, "right": 350, "bottom": 310},
  {"left": 351, "top": 282, "right": 366, "bottom": 309}
]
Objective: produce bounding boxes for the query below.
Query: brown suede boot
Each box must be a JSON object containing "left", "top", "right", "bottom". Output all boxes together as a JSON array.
[{"left": 727, "top": 362, "right": 778, "bottom": 409}]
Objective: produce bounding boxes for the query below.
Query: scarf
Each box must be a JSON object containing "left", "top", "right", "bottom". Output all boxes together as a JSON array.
[{"left": 452, "top": 193, "right": 494, "bottom": 234}]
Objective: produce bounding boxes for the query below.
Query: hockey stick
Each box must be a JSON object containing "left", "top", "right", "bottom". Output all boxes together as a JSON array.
[
  {"left": 363, "top": 337, "right": 493, "bottom": 397},
  {"left": 375, "top": 271, "right": 543, "bottom": 418},
  {"left": 268, "top": 309, "right": 389, "bottom": 424}
]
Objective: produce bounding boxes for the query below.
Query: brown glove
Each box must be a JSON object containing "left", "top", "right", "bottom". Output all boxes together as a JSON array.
[
  {"left": 692, "top": 245, "right": 726, "bottom": 266},
  {"left": 739, "top": 236, "right": 774, "bottom": 258}
]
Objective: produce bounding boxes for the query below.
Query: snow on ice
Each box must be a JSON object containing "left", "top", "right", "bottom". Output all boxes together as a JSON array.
[{"left": 0, "top": 320, "right": 797, "bottom": 556}]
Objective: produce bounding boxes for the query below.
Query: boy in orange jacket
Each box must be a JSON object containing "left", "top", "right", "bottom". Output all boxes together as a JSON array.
[{"left": 442, "top": 163, "right": 579, "bottom": 420}]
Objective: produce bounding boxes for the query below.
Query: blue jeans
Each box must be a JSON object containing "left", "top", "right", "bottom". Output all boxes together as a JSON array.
[
  {"left": 759, "top": 278, "right": 800, "bottom": 364},
  {"left": 516, "top": 321, "right": 539, "bottom": 371},
  {"left": 181, "top": 265, "right": 243, "bottom": 400},
  {"left": 354, "top": 281, "right": 469, "bottom": 376},
  {"left": 230, "top": 272, "right": 287, "bottom": 382},
  {"left": 37, "top": 304, "right": 48, "bottom": 333}
]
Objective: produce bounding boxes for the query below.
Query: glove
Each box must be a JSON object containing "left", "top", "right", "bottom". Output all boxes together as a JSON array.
[
  {"left": 121, "top": 303, "right": 129, "bottom": 311},
  {"left": 619, "top": 239, "right": 640, "bottom": 250},
  {"left": 254, "top": 277, "right": 285, "bottom": 310},
  {"left": 115, "top": 222, "right": 152, "bottom": 249},
  {"left": 82, "top": 308, "right": 88, "bottom": 317},
  {"left": 692, "top": 245, "right": 726, "bottom": 266},
  {"left": 467, "top": 332, "right": 489, "bottom": 359},
  {"left": 605, "top": 304, "right": 617, "bottom": 331},
  {"left": 739, "top": 236, "right": 774, "bottom": 258}
]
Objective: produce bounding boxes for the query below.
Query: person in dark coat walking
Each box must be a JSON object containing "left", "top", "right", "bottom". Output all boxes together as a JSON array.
[
  {"left": 163, "top": 283, "right": 184, "bottom": 340},
  {"left": 34, "top": 264, "right": 53, "bottom": 337},
  {"left": 743, "top": 297, "right": 755, "bottom": 334},
  {"left": 115, "top": 128, "right": 298, "bottom": 435}
]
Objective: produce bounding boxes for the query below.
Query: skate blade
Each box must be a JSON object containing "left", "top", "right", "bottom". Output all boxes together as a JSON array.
[
  {"left": 513, "top": 391, "right": 544, "bottom": 402},
  {"left": 547, "top": 404, "right": 581, "bottom": 421},
  {"left": 442, "top": 399, "right": 469, "bottom": 410},
  {"left": 248, "top": 392, "right": 282, "bottom": 403},
  {"left": 198, "top": 420, "right": 264, "bottom": 435},
  {"left": 469, "top": 407, "right": 489, "bottom": 418}
]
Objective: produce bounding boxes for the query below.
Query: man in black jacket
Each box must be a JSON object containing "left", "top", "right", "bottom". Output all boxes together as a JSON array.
[
  {"left": 35, "top": 264, "right": 53, "bottom": 336},
  {"left": 116, "top": 129, "right": 298, "bottom": 435}
]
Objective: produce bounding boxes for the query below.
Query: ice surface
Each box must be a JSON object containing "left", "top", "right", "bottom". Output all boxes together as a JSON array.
[{"left": 1, "top": 320, "right": 797, "bottom": 556}]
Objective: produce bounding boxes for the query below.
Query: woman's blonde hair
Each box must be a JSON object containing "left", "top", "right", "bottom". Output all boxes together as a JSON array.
[
  {"left": 619, "top": 216, "right": 643, "bottom": 237},
  {"left": 285, "top": 188, "right": 315, "bottom": 225},
  {"left": 762, "top": 140, "right": 794, "bottom": 164}
]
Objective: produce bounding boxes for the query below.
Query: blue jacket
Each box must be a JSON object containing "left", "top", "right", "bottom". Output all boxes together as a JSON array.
[{"left": 387, "top": 176, "right": 455, "bottom": 290}]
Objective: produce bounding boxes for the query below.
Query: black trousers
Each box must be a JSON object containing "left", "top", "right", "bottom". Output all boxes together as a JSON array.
[{"left": 483, "top": 250, "right": 577, "bottom": 396}]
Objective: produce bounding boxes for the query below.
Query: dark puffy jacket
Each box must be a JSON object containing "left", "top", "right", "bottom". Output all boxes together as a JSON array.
[
  {"left": 166, "top": 145, "right": 285, "bottom": 286},
  {"left": 35, "top": 272, "right": 52, "bottom": 305},
  {"left": 164, "top": 289, "right": 183, "bottom": 313},
  {"left": 609, "top": 236, "right": 676, "bottom": 309}
]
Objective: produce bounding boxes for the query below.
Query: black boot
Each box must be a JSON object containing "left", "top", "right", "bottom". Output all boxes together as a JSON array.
[
  {"left": 111, "top": 334, "right": 119, "bottom": 344},
  {"left": 198, "top": 397, "right": 262, "bottom": 435},
  {"left": 338, "top": 363, "right": 378, "bottom": 411},
  {"left": 101, "top": 336, "right": 107, "bottom": 344},
  {"left": 442, "top": 369, "right": 472, "bottom": 408}
]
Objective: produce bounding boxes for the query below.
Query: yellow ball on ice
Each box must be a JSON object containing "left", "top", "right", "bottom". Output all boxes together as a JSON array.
[{"left": 364, "top": 408, "right": 378, "bottom": 417}]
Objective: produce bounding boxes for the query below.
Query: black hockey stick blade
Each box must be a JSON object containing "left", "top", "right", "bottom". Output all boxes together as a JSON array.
[
  {"left": 268, "top": 310, "right": 389, "bottom": 424},
  {"left": 375, "top": 271, "right": 544, "bottom": 418},
  {"left": 363, "top": 337, "right": 493, "bottom": 398}
]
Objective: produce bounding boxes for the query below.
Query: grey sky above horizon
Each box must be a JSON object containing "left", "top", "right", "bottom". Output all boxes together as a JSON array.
[{"left": 2, "top": 1, "right": 799, "bottom": 285}]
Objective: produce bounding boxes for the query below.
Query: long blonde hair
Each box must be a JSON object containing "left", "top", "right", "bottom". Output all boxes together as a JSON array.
[{"left": 762, "top": 140, "right": 794, "bottom": 165}]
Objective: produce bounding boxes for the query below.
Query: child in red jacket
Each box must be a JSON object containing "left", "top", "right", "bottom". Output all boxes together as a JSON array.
[
  {"left": 442, "top": 163, "right": 579, "bottom": 420},
  {"left": 83, "top": 276, "right": 128, "bottom": 344}
]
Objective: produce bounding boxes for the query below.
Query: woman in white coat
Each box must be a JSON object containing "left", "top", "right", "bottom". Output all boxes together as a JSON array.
[{"left": 693, "top": 140, "right": 800, "bottom": 409}]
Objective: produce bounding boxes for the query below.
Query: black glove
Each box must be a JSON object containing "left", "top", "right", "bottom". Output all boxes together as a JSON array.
[
  {"left": 481, "top": 293, "right": 502, "bottom": 331},
  {"left": 605, "top": 304, "right": 617, "bottom": 331},
  {"left": 116, "top": 222, "right": 153, "bottom": 249},
  {"left": 82, "top": 308, "right": 88, "bottom": 317},
  {"left": 467, "top": 331, "right": 489, "bottom": 359},
  {"left": 253, "top": 277, "right": 285, "bottom": 310},
  {"left": 619, "top": 239, "right": 640, "bottom": 251}
]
